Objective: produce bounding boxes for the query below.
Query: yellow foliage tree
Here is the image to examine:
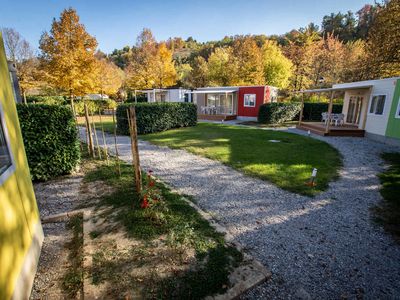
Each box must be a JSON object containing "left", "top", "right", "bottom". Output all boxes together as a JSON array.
[
  {"left": 207, "top": 47, "right": 238, "bottom": 86},
  {"left": 154, "top": 43, "right": 177, "bottom": 88},
  {"left": 95, "top": 58, "right": 124, "bottom": 97},
  {"left": 232, "top": 37, "right": 263, "bottom": 85},
  {"left": 261, "top": 40, "right": 293, "bottom": 89},
  {"left": 366, "top": 0, "right": 400, "bottom": 78},
  {"left": 39, "top": 8, "right": 98, "bottom": 99}
]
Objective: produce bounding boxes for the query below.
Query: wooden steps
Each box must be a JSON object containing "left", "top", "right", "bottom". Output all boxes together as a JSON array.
[
  {"left": 198, "top": 114, "right": 237, "bottom": 121},
  {"left": 297, "top": 123, "right": 365, "bottom": 137}
]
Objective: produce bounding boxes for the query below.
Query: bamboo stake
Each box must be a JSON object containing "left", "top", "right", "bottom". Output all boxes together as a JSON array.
[
  {"left": 127, "top": 107, "right": 142, "bottom": 196},
  {"left": 112, "top": 110, "right": 121, "bottom": 177},
  {"left": 91, "top": 111, "right": 102, "bottom": 159},
  {"left": 98, "top": 109, "right": 109, "bottom": 165},
  {"left": 84, "top": 103, "right": 94, "bottom": 157}
]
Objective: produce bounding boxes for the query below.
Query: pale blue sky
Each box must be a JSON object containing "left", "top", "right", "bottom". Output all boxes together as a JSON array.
[{"left": 0, "top": 0, "right": 372, "bottom": 53}]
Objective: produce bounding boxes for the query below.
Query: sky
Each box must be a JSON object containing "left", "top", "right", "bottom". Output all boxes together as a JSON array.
[{"left": 0, "top": 0, "right": 372, "bottom": 54}]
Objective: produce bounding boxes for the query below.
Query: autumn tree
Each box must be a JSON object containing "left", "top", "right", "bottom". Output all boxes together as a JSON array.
[
  {"left": 261, "top": 40, "right": 293, "bottom": 88},
  {"left": 154, "top": 43, "right": 177, "bottom": 88},
  {"left": 95, "top": 57, "right": 124, "bottom": 97},
  {"left": 232, "top": 37, "right": 263, "bottom": 85},
  {"left": 126, "top": 29, "right": 158, "bottom": 89},
  {"left": 365, "top": 0, "right": 400, "bottom": 78},
  {"left": 284, "top": 25, "right": 320, "bottom": 90},
  {"left": 39, "top": 8, "right": 98, "bottom": 101},
  {"left": 2, "top": 28, "right": 44, "bottom": 100},
  {"left": 187, "top": 56, "right": 209, "bottom": 88},
  {"left": 207, "top": 47, "right": 238, "bottom": 86}
]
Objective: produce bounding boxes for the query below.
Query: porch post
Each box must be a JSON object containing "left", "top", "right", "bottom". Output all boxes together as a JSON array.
[
  {"left": 361, "top": 87, "right": 372, "bottom": 129},
  {"left": 298, "top": 93, "right": 305, "bottom": 126},
  {"left": 325, "top": 90, "right": 334, "bottom": 134},
  {"left": 153, "top": 89, "right": 156, "bottom": 102},
  {"left": 231, "top": 92, "right": 234, "bottom": 114}
]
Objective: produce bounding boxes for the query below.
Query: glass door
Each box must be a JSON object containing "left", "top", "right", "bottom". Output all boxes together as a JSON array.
[{"left": 346, "top": 96, "right": 363, "bottom": 125}]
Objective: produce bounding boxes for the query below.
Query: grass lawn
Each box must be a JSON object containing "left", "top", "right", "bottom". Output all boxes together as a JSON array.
[
  {"left": 141, "top": 123, "right": 342, "bottom": 196},
  {"left": 77, "top": 115, "right": 115, "bottom": 134},
  {"left": 374, "top": 152, "right": 400, "bottom": 240},
  {"left": 82, "top": 154, "right": 243, "bottom": 298}
]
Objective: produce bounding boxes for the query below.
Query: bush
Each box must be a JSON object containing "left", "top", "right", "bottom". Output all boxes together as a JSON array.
[
  {"left": 26, "top": 95, "right": 67, "bottom": 105},
  {"left": 17, "top": 104, "right": 80, "bottom": 181},
  {"left": 301, "top": 102, "right": 343, "bottom": 121},
  {"left": 73, "top": 99, "right": 117, "bottom": 116},
  {"left": 116, "top": 102, "right": 197, "bottom": 135},
  {"left": 258, "top": 102, "right": 302, "bottom": 124}
]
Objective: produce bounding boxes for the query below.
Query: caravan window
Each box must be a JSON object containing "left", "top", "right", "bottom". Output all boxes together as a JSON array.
[
  {"left": 244, "top": 94, "right": 256, "bottom": 107},
  {"left": 0, "top": 114, "right": 12, "bottom": 176},
  {"left": 369, "top": 95, "right": 386, "bottom": 115},
  {"left": 396, "top": 98, "right": 400, "bottom": 119}
]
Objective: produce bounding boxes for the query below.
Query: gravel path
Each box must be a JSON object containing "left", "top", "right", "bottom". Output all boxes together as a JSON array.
[
  {"left": 31, "top": 173, "right": 83, "bottom": 299},
  {"left": 80, "top": 127, "right": 400, "bottom": 299}
]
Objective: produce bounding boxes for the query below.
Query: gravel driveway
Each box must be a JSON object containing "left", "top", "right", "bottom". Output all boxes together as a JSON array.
[{"left": 80, "top": 127, "right": 400, "bottom": 299}]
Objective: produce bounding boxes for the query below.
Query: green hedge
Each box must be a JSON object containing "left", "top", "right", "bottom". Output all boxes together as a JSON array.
[
  {"left": 116, "top": 102, "right": 197, "bottom": 135},
  {"left": 74, "top": 99, "right": 117, "bottom": 116},
  {"left": 17, "top": 104, "right": 80, "bottom": 181},
  {"left": 258, "top": 102, "right": 302, "bottom": 124},
  {"left": 26, "top": 95, "right": 67, "bottom": 105},
  {"left": 301, "top": 103, "right": 343, "bottom": 121}
]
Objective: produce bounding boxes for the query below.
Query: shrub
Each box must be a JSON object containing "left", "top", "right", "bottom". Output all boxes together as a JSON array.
[
  {"left": 26, "top": 95, "right": 67, "bottom": 105},
  {"left": 116, "top": 102, "right": 197, "bottom": 135},
  {"left": 17, "top": 104, "right": 80, "bottom": 181},
  {"left": 73, "top": 99, "right": 117, "bottom": 116},
  {"left": 258, "top": 102, "right": 302, "bottom": 124},
  {"left": 301, "top": 102, "right": 343, "bottom": 121}
]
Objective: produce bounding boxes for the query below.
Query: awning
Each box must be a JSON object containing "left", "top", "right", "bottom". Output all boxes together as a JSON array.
[
  {"left": 190, "top": 89, "right": 238, "bottom": 94},
  {"left": 297, "top": 85, "right": 373, "bottom": 93}
]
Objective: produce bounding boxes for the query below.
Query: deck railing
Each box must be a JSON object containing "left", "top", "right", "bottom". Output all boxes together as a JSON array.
[{"left": 200, "top": 105, "right": 235, "bottom": 115}]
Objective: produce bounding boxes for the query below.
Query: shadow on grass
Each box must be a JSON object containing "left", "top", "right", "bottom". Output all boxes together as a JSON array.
[
  {"left": 141, "top": 123, "right": 342, "bottom": 196},
  {"left": 84, "top": 158, "right": 243, "bottom": 299}
]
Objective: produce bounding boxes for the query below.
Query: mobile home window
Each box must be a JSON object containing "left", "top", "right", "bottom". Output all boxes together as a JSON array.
[
  {"left": 0, "top": 114, "right": 12, "bottom": 176},
  {"left": 369, "top": 95, "right": 386, "bottom": 115},
  {"left": 396, "top": 98, "right": 400, "bottom": 119},
  {"left": 244, "top": 94, "right": 256, "bottom": 107}
]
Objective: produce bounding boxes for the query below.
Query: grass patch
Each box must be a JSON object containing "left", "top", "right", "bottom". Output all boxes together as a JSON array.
[
  {"left": 62, "top": 213, "right": 84, "bottom": 298},
  {"left": 84, "top": 157, "right": 243, "bottom": 298},
  {"left": 140, "top": 122, "right": 342, "bottom": 196},
  {"left": 374, "top": 152, "right": 400, "bottom": 241},
  {"left": 77, "top": 115, "right": 115, "bottom": 134}
]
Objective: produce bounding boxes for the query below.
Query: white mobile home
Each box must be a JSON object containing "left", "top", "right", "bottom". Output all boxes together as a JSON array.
[
  {"left": 297, "top": 77, "right": 400, "bottom": 146},
  {"left": 144, "top": 88, "right": 192, "bottom": 103}
]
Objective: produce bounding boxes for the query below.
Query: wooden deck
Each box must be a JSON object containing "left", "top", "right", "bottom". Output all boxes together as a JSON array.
[
  {"left": 297, "top": 122, "right": 365, "bottom": 137},
  {"left": 198, "top": 114, "right": 237, "bottom": 121}
]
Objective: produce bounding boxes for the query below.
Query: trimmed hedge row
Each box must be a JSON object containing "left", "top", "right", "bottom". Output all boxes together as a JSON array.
[
  {"left": 26, "top": 95, "right": 67, "bottom": 105},
  {"left": 116, "top": 102, "right": 197, "bottom": 135},
  {"left": 17, "top": 104, "right": 80, "bottom": 181},
  {"left": 301, "top": 103, "right": 343, "bottom": 121},
  {"left": 258, "top": 102, "right": 302, "bottom": 124},
  {"left": 73, "top": 99, "right": 117, "bottom": 116}
]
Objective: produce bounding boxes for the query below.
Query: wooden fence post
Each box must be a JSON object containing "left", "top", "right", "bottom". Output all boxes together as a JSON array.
[
  {"left": 127, "top": 107, "right": 142, "bottom": 195},
  {"left": 112, "top": 110, "right": 121, "bottom": 176},
  {"left": 91, "top": 111, "right": 102, "bottom": 159},
  {"left": 84, "top": 103, "right": 95, "bottom": 157},
  {"left": 98, "top": 109, "right": 109, "bottom": 165}
]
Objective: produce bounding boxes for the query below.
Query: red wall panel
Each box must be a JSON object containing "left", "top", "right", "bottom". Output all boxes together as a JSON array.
[{"left": 237, "top": 86, "right": 271, "bottom": 117}]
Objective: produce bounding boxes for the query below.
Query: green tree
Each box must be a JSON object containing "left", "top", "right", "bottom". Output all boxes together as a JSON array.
[{"left": 261, "top": 40, "right": 293, "bottom": 88}]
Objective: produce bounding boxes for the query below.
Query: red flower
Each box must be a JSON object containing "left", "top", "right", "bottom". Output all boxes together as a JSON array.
[
  {"left": 141, "top": 199, "right": 149, "bottom": 209},
  {"left": 149, "top": 180, "right": 155, "bottom": 187}
]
